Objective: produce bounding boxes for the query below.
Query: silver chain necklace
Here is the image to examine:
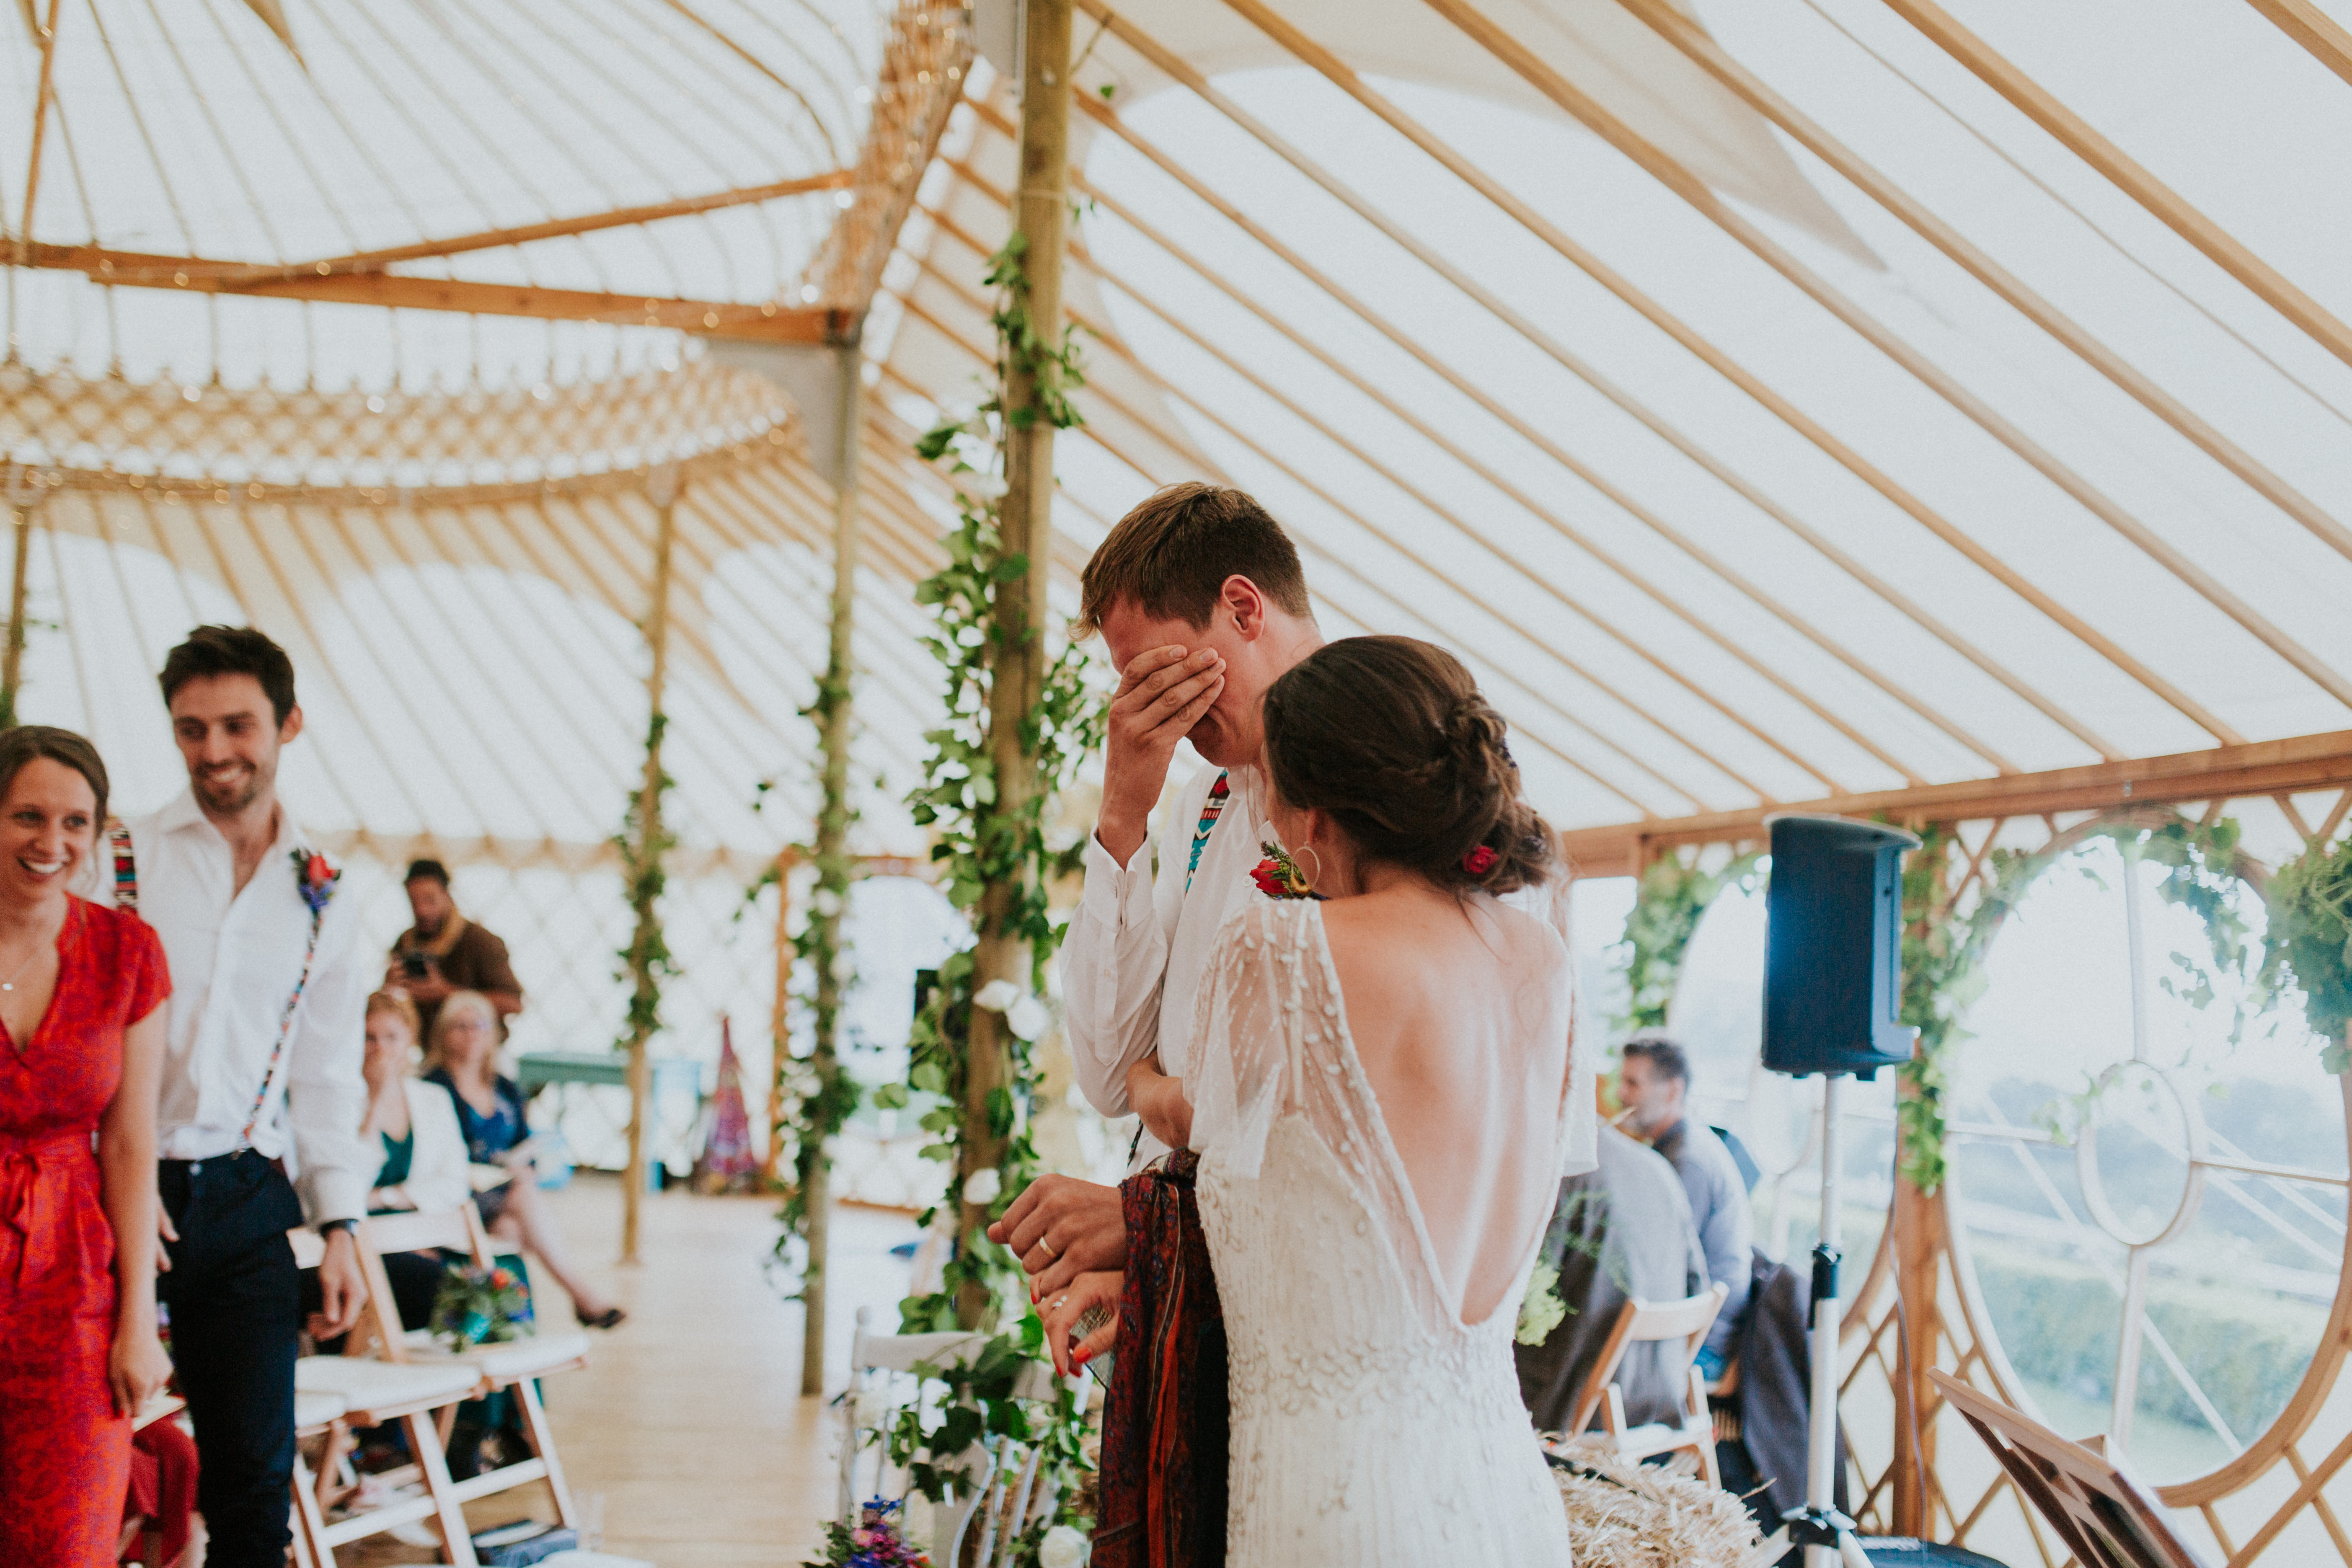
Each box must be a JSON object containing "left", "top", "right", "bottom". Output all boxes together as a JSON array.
[{"left": 0, "top": 907, "right": 64, "bottom": 994}]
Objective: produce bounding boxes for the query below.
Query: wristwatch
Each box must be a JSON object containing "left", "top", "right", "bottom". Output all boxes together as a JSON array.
[{"left": 318, "top": 1218, "right": 359, "bottom": 1240}]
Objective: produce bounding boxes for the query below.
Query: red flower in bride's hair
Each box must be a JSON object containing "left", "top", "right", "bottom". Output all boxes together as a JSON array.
[
  {"left": 1462, "top": 845, "right": 1499, "bottom": 876},
  {"left": 1250, "top": 859, "right": 1287, "bottom": 897}
]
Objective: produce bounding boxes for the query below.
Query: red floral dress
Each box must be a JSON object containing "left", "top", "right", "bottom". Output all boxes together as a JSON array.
[{"left": 0, "top": 896, "right": 170, "bottom": 1566}]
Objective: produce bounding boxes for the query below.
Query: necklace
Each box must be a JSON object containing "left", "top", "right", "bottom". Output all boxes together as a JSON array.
[{"left": 0, "top": 907, "right": 63, "bottom": 994}]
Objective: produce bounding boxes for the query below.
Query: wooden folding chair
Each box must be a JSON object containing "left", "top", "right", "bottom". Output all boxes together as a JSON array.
[
  {"left": 1931, "top": 1370, "right": 2211, "bottom": 1568},
  {"left": 288, "top": 1225, "right": 484, "bottom": 1566},
  {"left": 352, "top": 1206, "right": 593, "bottom": 1532},
  {"left": 838, "top": 1305, "right": 1082, "bottom": 1564},
  {"left": 1564, "top": 1280, "right": 1731, "bottom": 1486}
]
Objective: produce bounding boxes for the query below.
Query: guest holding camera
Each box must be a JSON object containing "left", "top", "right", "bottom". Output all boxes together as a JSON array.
[
  {"left": 423, "top": 990, "right": 624, "bottom": 1330},
  {"left": 387, "top": 858, "right": 520, "bottom": 1043}
]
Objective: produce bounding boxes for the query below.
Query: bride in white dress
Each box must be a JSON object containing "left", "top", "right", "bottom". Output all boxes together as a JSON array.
[{"left": 1088, "top": 635, "right": 1577, "bottom": 1564}]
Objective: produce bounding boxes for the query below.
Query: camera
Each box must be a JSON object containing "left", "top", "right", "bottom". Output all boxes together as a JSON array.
[{"left": 401, "top": 953, "right": 431, "bottom": 980}]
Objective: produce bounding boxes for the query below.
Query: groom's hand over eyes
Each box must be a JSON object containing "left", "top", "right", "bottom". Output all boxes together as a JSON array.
[
  {"left": 989, "top": 1173, "right": 1127, "bottom": 1302},
  {"left": 1098, "top": 646, "right": 1224, "bottom": 866}
]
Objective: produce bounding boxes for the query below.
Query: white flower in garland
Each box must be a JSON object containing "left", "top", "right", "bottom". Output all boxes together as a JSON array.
[
  {"left": 811, "top": 886, "right": 843, "bottom": 919},
  {"left": 971, "top": 978, "right": 1050, "bottom": 1043},
  {"left": 962, "top": 1167, "right": 1003, "bottom": 1207},
  {"left": 1005, "top": 994, "right": 1049, "bottom": 1043},
  {"left": 962, "top": 471, "right": 1009, "bottom": 502},
  {"left": 850, "top": 1387, "right": 888, "bottom": 1430},
  {"left": 1039, "top": 1523, "right": 1091, "bottom": 1568}
]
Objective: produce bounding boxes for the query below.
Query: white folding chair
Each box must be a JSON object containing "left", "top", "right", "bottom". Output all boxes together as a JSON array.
[
  {"left": 288, "top": 1224, "right": 483, "bottom": 1565},
  {"left": 838, "top": 1305, "right": 1082, "bottom": 1565},
  {"left": 356, "top": 1206, "right": 592, "bottom": 1530},
  {"left": 1563, "top": 1281, "right": 1732, "bottom": 1486}
]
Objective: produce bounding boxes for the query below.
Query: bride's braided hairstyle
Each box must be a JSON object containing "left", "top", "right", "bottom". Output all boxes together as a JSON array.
[{"left": 1262, "top": 635, "right": 1554, "bottom": 894}]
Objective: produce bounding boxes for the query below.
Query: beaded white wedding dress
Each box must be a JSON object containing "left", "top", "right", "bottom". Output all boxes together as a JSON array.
[{"left": 1189, "top": 897, "right": 1575, "bottom": 1565}]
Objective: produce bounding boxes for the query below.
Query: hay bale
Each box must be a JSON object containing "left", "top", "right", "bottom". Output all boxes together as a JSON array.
[{"left": 1550, "top": 1444, "right": 1778, "bottom": 1568}]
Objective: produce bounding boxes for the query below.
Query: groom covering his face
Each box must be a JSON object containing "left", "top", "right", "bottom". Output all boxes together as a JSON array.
[{"left": 991, "top": 482, "right": 1324, "bottom": 1296}]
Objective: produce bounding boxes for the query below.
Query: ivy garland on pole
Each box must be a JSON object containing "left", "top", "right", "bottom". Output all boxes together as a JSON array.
[
  {"left": 884, "top": 230, "right": 1101, "bottom": 1331},
  {"left": 862, "top": 229, "right": 1104, "bottom": 1529},
  {"left": 2259, "top": 829, "right": 2352, "bottom": 1073}
]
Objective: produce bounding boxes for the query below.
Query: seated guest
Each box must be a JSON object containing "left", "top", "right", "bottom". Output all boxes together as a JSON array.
[
  {"left": 387, "top": 859, "right": 522, "bottom": 1042},
  {"left": 1617, "top": 1036, "right": 1754, "bottom": 1377},
  {"left": 424, "top": 990, "right": 625, "bottom": 1330},
  {"left": 360, "top": 990, "right": 470, "bottom": 1332},
  {"left": 1516, "top": 1122, "right": 1709, "bottom": 1433}
]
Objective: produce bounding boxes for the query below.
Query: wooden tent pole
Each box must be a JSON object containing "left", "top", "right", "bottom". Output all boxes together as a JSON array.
[
  {"left": 957, "top": 0, "right": 1069, "bottom": 1332},
  {"left": 1619, "top": 0, "right": 2352, "bottom": 568},
  {"left": 1882, "top": 0, "right": 2352, "bottom": 372},
  {"left": 2245, "top": 0, "right": 2352, "bottom": 89},
  {"left": 621, "top": 479, "right": 678, "bottom": 1267},
  {"left": 801, "top": 340, "right": 865, "bottom": 1394},
  {"left": 0, "top": 496, "right": 31, "bottom": 727},
  {"left": 18, "top": 0, "right": 62, "bottom": 265}
]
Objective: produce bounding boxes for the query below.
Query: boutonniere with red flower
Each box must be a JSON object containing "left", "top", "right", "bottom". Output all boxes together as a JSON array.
[
  {"left": 1251, "top": 840, "right": 1322, "bottom": 900},
  {"left": 291, "top": 847, "right": 340, "bottom": 916}
]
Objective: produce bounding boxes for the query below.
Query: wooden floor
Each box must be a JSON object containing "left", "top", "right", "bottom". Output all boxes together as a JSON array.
[{"left": 341, "top": 1173, "right": 922, "bottom": 1566}]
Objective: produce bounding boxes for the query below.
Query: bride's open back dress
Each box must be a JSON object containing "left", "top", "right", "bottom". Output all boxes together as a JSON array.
[{"left": 1189, "top": 896, "right": 1576, "bottom": 1563}]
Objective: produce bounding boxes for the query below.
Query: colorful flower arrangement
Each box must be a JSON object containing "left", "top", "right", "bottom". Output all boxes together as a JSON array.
[
  {"left": 1250, "top": 841, "right": 1321, "bottom": 900},
  {"left": 429, "top": 1263, "right": 530, "bottom": 1350},
  {"left": 804, "top": 1498, "right": 933, "bottom": 1568}
]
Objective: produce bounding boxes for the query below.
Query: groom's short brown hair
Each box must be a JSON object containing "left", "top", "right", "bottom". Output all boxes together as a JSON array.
[{"left": 1076, "top": 482, "right": 1311, "bottom": 638}]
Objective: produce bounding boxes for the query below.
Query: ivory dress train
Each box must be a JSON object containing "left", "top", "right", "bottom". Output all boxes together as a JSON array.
[{"left": 1189, "top": 897, "right": 1574, "bottom": 1565}]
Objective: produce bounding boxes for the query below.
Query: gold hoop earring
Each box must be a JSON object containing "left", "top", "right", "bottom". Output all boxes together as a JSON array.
[{"left": 1296, "top": 844, "right": 1322, "bottom": 891}]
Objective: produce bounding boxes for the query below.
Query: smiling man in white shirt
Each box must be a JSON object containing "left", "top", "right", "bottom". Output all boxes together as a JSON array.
[{"left": 125, "top": 625, "right": 372, "bottom": 1568}]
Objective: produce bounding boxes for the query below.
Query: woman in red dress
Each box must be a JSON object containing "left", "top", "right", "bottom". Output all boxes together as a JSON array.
[{"left": 0, "top": 726, "right": 172, "bottom": 1565}]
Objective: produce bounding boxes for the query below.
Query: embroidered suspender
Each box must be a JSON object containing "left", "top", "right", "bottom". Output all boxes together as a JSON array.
[
  {"left": 1184, "top": 772, "right": 1231, "bottom": 893},
  {"left": 237, "top": 899, "right": 326, "bottom": 1147},
  {"left": 108, "top": 821, "right": 138, "bottom": 911}
]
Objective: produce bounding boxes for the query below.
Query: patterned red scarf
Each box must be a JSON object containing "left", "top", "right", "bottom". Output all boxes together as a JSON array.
[{"left": 1093, "top": 1150, "right": 1228, "bottom": 1568}]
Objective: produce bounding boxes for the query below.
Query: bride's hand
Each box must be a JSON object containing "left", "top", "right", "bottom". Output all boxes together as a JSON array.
[
  {"left": 1126, "top": 1057, "right": 1193, "bottom": 1151},
  {"left": 1038, "top": 1271, "right": 1122, "bottom": 1379}
]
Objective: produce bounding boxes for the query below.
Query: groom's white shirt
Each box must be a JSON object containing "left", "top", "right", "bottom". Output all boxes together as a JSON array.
[
  {"left": 1062, "top": 759, "right": 1599, "bottom": 1176},
  {"left": 1065, "top": 760, "right": 1273, "bottom": 1169}
]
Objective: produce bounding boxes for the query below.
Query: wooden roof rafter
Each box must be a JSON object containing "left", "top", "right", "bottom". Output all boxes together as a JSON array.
[
  {"left": 1880, "top": 0, "right": 2352, "bottom": 372},
  {"left": 1179, "top": 0, "right": 2352, "bottom": 738},
  {"left": 1561, "top": 729, "right": 2352, "bottom": 873},
  {"left": 19, "top": 242, "right": 844, "bottom": 345},
  {"left": 2243, "top": 0, "right": 2352, "bottom": 90},
  {"left": 206, "top": 172, "right": 857, "bottom": 288},
  {"left": 876, "top": 303, "right": 1688, "bottom": 815},
  {"left": 1059, "top": 16, "right": 2177, "bottom": 759},
  {"left": 938, "top": 142, "right": 1969, "bottom": 785},
  {"left": 894, "top": 261, "right": 1751, "bottom": 812},
  {"left": 1616, "top": 0, "right": 2352, "bottom": 571}
]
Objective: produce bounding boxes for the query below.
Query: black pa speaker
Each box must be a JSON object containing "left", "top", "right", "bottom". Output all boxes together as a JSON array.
[{"left": 1762, "top": 814, "right": 1920, "bottom": 1079}]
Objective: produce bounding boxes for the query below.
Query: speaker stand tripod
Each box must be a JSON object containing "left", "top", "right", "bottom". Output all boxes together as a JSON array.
[{"left": 1784, "top": 1072, "right": 1875, "bottom": 1568}]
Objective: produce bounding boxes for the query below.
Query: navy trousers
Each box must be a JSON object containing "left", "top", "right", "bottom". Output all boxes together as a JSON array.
[{"left": 158, "top": 1151, "right": 303, "bottom": 1568}]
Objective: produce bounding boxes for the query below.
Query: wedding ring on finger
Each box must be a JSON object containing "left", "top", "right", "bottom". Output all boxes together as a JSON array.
[{"left": 1036, "top": 1235, "right": 1058, "bottom": 1262}]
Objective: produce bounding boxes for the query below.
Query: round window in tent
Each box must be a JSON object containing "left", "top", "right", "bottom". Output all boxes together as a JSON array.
[
  {"left": 1665, "top": 864, "right": 1897, "bottom": 1282},
  {"left": 1946, "top": 829, "right": 2348, "bottom": 1487}
]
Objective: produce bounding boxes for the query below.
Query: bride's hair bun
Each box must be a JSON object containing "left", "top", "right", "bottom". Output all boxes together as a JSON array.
[{"left": 1262, "top": 636, "right": 1553, "bottom": 894}]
